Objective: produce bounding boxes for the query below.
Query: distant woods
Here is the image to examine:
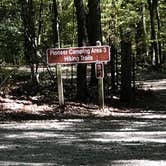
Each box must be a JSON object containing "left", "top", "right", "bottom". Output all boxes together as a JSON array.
[{"left": 0, "top": 0, "right": 166, "bottom": 103}]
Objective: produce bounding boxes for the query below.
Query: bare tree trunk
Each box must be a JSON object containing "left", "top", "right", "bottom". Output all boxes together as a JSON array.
[
  {"left": 111, "top": 0, "right": 119, "bottom": 92},
  {"left": 120, "top": 28, "right": 132, "bottom": 103},
  {"left": 108, "top": 37, "right": 116, "bottom": 93},
  {"left": 37, "top": 0, "right": 43, "bottom": 46},
  {"left": 155, "top": 3, "right": 162, "bottom": 65},
  {"left": 52, "top": 0, "right": 59, "bottom": 47},
  {"left": 147, "top": 0, "right": 159, "bottom": 67},
  {"left": 88, "top": 0, "right": 102, "bottom": 85},
  {"left": 135, "top": 3, "right": 147, "bottom": 66},
  {"left": 20, "top": 0, "right": 39, "bottom": 86},
  {"left": 74, "top": 0, "right": 89, "bottom": 102}
]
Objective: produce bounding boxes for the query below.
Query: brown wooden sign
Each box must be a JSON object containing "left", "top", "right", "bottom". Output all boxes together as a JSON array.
[{"left": 47, "top": 46, "right": 110, "bottom": 65}]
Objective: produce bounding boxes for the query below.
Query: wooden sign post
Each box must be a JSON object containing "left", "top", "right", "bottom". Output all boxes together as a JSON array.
[
  {"left": 95, "top": 62, "right": 104, "bottom": 109},
  {"left": 96, "top": 41, "right": 104, "bottom": 109},
  {"left": 57, "top": 64, "right": 64, "bottom": 105}
]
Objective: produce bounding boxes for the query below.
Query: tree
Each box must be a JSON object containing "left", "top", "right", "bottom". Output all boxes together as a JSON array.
[
  {"left": 88, "top": 0, "right": 102, "bottom": 84},
  {"left": 36, "top": 0, "right": 43, "bottom": 47},
  {"left": 159, "top": 0, "right": 166, "bottom": 65},
  {"left": 74, "top": 0, "right": 89, "bottom": 102},
  {"left": 120, "top": 28, "right": 132, "bottom": 102},
  {"left": 87, "top": 0, "right": 102, "bottom": 45},
  {"left": 19, "top": 0, "right": 39, "bottom": 85},
  {"left": 147, "top": 0, "right": 159, "bottom": 66},
  {"left": 52, "top": 0, "right": 59, "bottom": 47},
  {"left": 0, "top": 1, "right": 23, "bottom": 64},
  {"left": 135, "top": 2, "right": 147, "bottom": 66}
]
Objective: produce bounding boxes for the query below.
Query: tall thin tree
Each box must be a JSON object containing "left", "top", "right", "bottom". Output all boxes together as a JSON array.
[
  {"left": 74, "top": 0, "right": 89, "bottom": 102},
  {"left": 19, "top": 0, "right": 39, "bottom": 85},
  {"left": 88, "top": 0, "right": 102, "bottom": 84},
  {"left": 52, "top": 0, "right": 59, "bottom": 47},
  {"left": 135, "top": 3, "right": 147, "bottom": 65},
  {"left": 147, "top": 0, "right": 159, "bottom": 67},
  {"left": 120, "top": 28, "right": 132, "bottom": 103}
]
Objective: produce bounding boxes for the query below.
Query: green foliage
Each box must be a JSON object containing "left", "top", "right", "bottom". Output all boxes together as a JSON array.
[
  {"left": 0, "top": 0, "right": 165, "bottom": 66},
  {"left": 58, "top": 1, "right": 76, "bottom": 47},
  {"left": 0, "top": 0, "right": 23, "bottom": 64},
  {"left": 101, "top": 0, "right": 166, "bottom": 66}
]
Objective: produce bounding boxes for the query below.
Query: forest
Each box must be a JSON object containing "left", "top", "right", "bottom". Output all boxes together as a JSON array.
[{"left": 0, "top": 0, "right": 166, "bottom": 119}]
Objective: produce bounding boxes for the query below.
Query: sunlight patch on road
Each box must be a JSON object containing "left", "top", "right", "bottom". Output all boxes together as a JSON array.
[
  {"left": 142, "top": 113, "right": 166, "bottom": 119},
  {"left": 4, "top": 132, "right": 78, "bottom": 144},
  {"left": 137, "top": 79, "right": 166, "bottom": 91},
  {"left": 5, "top": 132, "right": 60, "bottom": 139},
  {"left": 0, "top": 145, "right": 19, "bottom": 150},
  {"left": 111, "top": 112, "right": 166, "bottom": 119},
  {"left": 0, "top": 161, "right": 55, "bottom": 166},
  {"left": 0, "top": 119, "right": 83, "bottom": 131},
  {"left": 119, "top": 127, "right": 138, "bottom": 131},
  {"left": 111, "top": 160, "right": 166, "bottom": 166},
  {"left": 89, "top": 131, "right": 166, "bottom": 143}
]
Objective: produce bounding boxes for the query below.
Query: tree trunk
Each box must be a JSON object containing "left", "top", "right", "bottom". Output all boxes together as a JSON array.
[
  {"left": 52, "top": 0, "right": 59, "bottom": 47},
  {"left": 135, "top": 3, "right": 147, "bottom": 66},
  {"left": 147, "top": 0, "right": 159, "bottom": 67},
  {"left": 20, "top": 0, "right": 39, "bottom": 86},
  {"left": 155, "top": 3, "right": 162, "bottom": 65},
  {"left": 87, "top": 0, "right": 102, "bottom": 45},
  {"left": 111, "top": 0, "right": 119, "bottom": 92},
  {"left": 88, "top": 0, "right": 102, "bottom": 85},
  {"left": 74, "top": 0, "right": 89, "bottom": 102},
  {"left": 108, "top": 37, "right": 116, "bottom": 92},
  {"left": 120, "top": 28, "right": 132, "bottom": 103},
  {"left": 37, "top": 0, "right": 43, "bottom": 46}
]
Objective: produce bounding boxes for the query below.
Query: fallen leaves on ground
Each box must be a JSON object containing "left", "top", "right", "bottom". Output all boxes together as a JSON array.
[{"left": 0, "top": 96, "right": 114, "bottom": 120}]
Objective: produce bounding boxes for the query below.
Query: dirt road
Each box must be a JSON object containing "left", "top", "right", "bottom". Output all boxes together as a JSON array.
[
  {"left": 0, "top": 69, "right": 166, "bottom": 165},
  {"left": 0, "top": 116, "right": 166, "bottom": 166}
]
